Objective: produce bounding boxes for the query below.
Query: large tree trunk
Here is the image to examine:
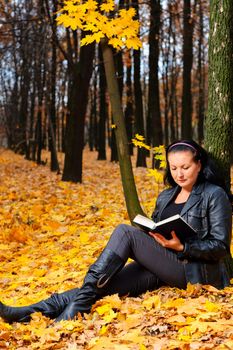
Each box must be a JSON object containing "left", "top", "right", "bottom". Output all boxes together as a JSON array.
[
  {"left": 101, "top": 39, "right": 144, "bottom": 221},
  {"left": 196, "top": 1, "right": 205, "bottom": 144},
  {"left": 205, "top": 0, "right": 233, "bottom": 192},
  {"left": 62, "top": 40, "right": 95, "bottom": 182},
  {"left": 181, "top": 0, "right": 194, "bottom": 139},
  {"left": 205, "top": 0, "right": 233, "bottom": 277}
]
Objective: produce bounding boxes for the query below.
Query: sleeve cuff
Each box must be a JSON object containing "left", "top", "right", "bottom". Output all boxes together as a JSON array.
[{"left": 177, "top": 243, "right": 189, "bottom": 259}]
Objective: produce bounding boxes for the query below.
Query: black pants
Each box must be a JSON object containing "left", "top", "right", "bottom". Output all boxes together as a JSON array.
[{"left": 105, "top": 224, "right": 187, "bottom": 292}]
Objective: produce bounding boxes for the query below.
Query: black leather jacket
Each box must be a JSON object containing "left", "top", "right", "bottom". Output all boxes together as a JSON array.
[{"left": 151, "top": 181, "right": 232, "bottom": 289}]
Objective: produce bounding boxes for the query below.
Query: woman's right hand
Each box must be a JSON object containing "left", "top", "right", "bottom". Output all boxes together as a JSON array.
[{"left": 149, "top": 231, "right": 184, "bottom": 252}]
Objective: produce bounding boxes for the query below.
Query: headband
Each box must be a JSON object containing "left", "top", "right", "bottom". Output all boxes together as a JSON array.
[{"left": 168, "top": 142, "right": 197, "bottom": 153}]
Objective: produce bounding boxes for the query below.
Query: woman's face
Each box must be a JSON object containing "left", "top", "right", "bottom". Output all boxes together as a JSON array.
[{"left": 168, "top": 150, "right": 201, "bottom": 191}]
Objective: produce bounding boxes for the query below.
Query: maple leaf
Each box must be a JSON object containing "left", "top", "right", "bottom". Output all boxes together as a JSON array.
[
  {"left": 125, "top": 37, "right": 142, "bottom": 50},
  {"left": 100, "top": 0, "right": 114, "bottom": 13}
]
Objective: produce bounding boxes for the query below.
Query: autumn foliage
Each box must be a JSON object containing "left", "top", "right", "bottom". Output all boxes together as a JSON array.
[
  {"left": 0, "top": 148, "right": 233, "bottom": 349},
  {"left": 57, "top": 0, "right": 142, "bottom": 50}
]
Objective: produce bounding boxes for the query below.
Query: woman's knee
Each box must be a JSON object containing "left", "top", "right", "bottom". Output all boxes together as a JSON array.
[{"left": 112, "top": 224, "right": 132, "bottom": 237}]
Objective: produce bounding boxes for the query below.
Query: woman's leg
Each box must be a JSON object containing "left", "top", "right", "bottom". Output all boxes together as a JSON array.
[
  {"left": 55, "top": 248, "right": 125, "bottom": 321},
  {"left": 105, "top": 224, "right": 187, "bottom": 289},
  {"left": 55, "top": 224, "right": 186, "bottom": 322},
  {"left": 0, "top": 261, "right": 159, "bottom": 323},
  {"left": 103, "top": 261, "right": 161, "bottom": 297},
  {"left": 0, "top": 288, "right": 80, "bottom": 323}
]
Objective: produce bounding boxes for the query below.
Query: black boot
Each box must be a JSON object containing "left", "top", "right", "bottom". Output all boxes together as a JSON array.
[
  {"left": 0, "top": 287, "right": 80, "bottom": 323},
  {"left": 55, "top": 248, "right": 125, "bottom": 322}
]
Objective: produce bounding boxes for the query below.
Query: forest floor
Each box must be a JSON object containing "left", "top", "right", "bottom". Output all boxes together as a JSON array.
[{"left": 0, "top": 147, "right": 232, "bottom": 350}]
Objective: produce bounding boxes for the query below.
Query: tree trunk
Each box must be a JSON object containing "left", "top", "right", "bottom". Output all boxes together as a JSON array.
[
  {"left": 124, "top": 51, "right": 134, "bottom": 156},
  {"left": 97, "top": 45, "right": 107, "bottom": 160},
  {"left": 110, "top": 121, "right": 118, "bottom": 162},
  {"left": 132, "top": 0, "right": 146, "bottom": 167},
  {"left": 49, "top": 1, "right": 60, "bottom": 172},
  {"left": 62, "top": 40, "right": 95, "bottom": 183},
  {"left": 101, "top": 39, "right": 144, "bottom": 221},
  {"left": 89, "top": 71, "right": 98, "bottom": 152},
  {"left": 205, "top": 0, "right": 233, "bottom": 277},
  {"left": 134, "top": 48, "right": 147, "bottom": 168},
  {"left": 148, "top": 0, "right": 162, "bottom": 150},
  {"left": 205, "top": 0, "right": 233, "bottom": 192},
  {"left": 197, "top": 1, "right": 205, "bottom": 144},
  {"left": 181, "top": 0, "right": 194, "bottom": 139}
]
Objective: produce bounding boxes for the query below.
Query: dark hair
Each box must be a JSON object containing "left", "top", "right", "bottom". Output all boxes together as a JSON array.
[{"left": 164, "top": 139, "right": 228, "bottom": 192}]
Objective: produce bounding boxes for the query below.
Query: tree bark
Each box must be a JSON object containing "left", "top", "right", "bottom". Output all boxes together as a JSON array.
[
  {"left": 101, "top": 39, "right": 144, "bottom": 221},
  {"left": 62, "top": 39, "right": 95, "bottom": 182},
  {"left": 132, "top": 0, "right": 146, "bottom": 167},
  {"left": 205, "top": 0, "right": 233, "bottom": 277},
  {"left": 148, "top": 0, "right": 162, "bottom": 149},
  {"left": 181, "top": 0, "right": 194, "bottom": 139},
  {"left": 49, "top": 0, "right": 60, "bottom": 172},
  {"left": 97, "top": 45, "right": 107, "bottom": 160},
  {"left": 205, "top": 0, "right": 233, "bottom": 192},
  {"left": 124, "top": 51, "right": 134, "bottom": 155},
  {"left": 196, "top": 1, "right": 205, "bottom": 144}
]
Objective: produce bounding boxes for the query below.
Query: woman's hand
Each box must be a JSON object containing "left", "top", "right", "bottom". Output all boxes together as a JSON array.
[{"left": 149, "top": 231, "right": 184, "bottom": 252}]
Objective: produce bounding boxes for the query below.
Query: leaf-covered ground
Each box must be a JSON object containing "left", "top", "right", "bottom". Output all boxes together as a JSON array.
[{"left": 0, "top": 148, "right": 232, "bottom": 350}]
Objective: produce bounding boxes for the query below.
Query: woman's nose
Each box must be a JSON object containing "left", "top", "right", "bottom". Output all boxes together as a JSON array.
[{"left": 177, "top": 169, "right": 184, "bottom": 177}]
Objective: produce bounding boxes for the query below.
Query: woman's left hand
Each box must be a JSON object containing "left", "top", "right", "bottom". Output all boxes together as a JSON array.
[{"left": 149, "top": 231, "right": 184, "bottom": 252}]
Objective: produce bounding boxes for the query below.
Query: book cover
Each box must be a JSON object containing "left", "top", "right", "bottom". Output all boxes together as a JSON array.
[{"left": 133, "top": 214, "right": 196, "bottom": 242}]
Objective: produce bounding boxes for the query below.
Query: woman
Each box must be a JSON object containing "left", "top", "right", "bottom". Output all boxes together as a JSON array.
[{"left": 1, "top": 140, "right": 232, "bottom": 323}]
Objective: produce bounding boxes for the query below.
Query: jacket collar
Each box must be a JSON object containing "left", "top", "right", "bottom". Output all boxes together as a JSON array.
[
  {"left": 160, "top": 182, "right": 205, "bottom": 218},
  {"left": 180, "top": 183, "right": 204, "bottom": 216}
]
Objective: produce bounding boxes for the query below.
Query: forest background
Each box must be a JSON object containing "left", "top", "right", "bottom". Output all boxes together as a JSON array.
[
  {"left": 0, "top": 0, "right": 233, "bottom": 349},
  {"left": 0, "top": 0, "right": 211, "bottom": 176}
]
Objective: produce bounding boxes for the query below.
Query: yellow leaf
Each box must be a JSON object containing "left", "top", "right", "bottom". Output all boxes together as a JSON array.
[
  {"left": 135, "top": 134, "right": 145, "bottom": 141},
  {"left": 163, "top": 298, "right": 185, "bottom": 309},
  {"left": 125, "top": 37, "right": 142, "bottom": 50},
  {"left": 108, "top": 37, "right": 124, "bottom": 49},
  {"left": 79, "top": 231, "right": 89, "bottom": 244},
  {"left": 95, "top": 303, "right": 112, "bottom": 316},
  {"left": 177, "top": 325, "right": 192, "bottom": 341},
  {"left": 142, "top": 295, "right": 161, "bottom": 310},
  {"left": 205, "top": 300, "right": 220, "bottom": 312},
  {"left": 140, "top": 345, "right": 147, "bottom": 350},
  {"left": 99, "top": 324, "right": 109, "bottom": 335},
  {"left": 100, "top": 1, "right": 114, "bottom": 13},
  {"left": 103, "top": 309, "right": 117, "bottom": 323}
]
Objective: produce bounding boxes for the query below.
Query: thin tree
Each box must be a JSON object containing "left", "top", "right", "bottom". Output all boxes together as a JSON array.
[
  {"left": 132, "top": 0, "right": 147, "bottom": 168},
  {"left": 47, "top": 0, "right": 60, "bottom": 172},
  {"left": 97, "top": 45, "right": 107, "bottom": 160},
  {"left": 57, "top": 0, "right": 144, "bottom": 221}
]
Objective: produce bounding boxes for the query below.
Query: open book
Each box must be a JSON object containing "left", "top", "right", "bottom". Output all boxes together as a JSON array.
[{"left": 133, "top": 214, "right": 196, "bottom": 242}]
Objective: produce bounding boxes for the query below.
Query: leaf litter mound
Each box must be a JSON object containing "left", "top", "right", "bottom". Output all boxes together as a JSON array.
[{"left": 0, "top": 148, "right": 232, "bottom": 350}]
